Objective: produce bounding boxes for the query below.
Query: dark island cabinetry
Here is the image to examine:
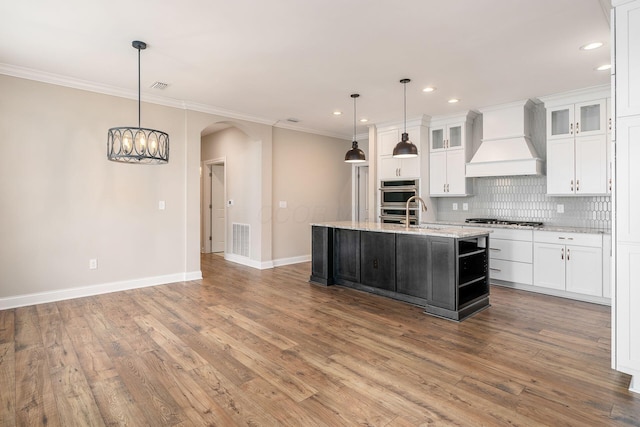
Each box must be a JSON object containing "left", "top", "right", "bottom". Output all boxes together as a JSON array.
[
  {"left": 310, "top": 224, "right": 490, "bottom": 321},
  {"left": 361, "top": 231, "right": 396, "bottom": 291}
]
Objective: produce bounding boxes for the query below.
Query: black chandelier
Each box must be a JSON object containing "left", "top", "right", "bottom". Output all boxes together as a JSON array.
[
  {"left": 344, "top": 93, "right": 366, "bottom": 163},
  {"left": 107, "top": 41, "right": 169, "bottom": 164},
  {"left": 392, "top": 78, "right": 418, "bottom": 158}
]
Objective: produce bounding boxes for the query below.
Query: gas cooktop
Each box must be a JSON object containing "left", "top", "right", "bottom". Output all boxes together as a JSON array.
[{"left": 465, "top": 218, "right": 543, "bottom": 228}]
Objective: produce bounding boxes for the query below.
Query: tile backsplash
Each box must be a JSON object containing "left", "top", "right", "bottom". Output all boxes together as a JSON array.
[{"left": 434, "top": 175, "right": 611, "bottom": 230}]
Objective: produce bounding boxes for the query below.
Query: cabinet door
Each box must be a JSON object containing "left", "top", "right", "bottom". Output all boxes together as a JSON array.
[
  {"left": 616, "top": 243, "right": 640, "bottom": 375},
  {"left": 429, "top": 151, "right": 447, "bottom": 195},
  {"left": 426, "top": 237, "right": 456, "bottom": 310},
  {"left": 399, "top": 157, "right": 420, "bottom": 178},
  {"left": 616, "top": 116, "right": 640, "bottom": 243},
  {"left": 546, "top": 137, "right": 575, "bottom": 195},
  {"left": 311, "top": 226, "right": 333, "bottom": 284},
  {"left": 431, "top": 126, "right": 446, "bottom": 151},
  {"left": 334, "top": 229, "right": 360, "bottom": 283},
  {"left": 565, "top": 245, "right": 602, "bottom": 296},
  {"left": 575, "top": 134, "right": 607, "bottom": 195},
  {"left": 447, "top": 123, "right": 463, "bottom": 149},
  {"left": 360, "top": 231, "right": 396, "bottom": 291},
  {"left": 445, "top": 149, "right": 467, "bottom": 195},
  {"left": 379, "top": 156, "right": 400, "bottom": 180},
  {"left": 379, "top": 129, "right": 399, "bottom": 156},
  {"left": 616, "top": 1, "right": 640, "bottom": 117},
  {"left": 547, "top": 104, "right": 575, "bottom": 140},
  {"left": 533, "top": 243, "right": 566, "bottom": 290},
  {"left": 575, "top": 99, "right": 607, "bottom": 137},
  {"left": 396, "top": 234, "right": 429, "bottom": 298}
]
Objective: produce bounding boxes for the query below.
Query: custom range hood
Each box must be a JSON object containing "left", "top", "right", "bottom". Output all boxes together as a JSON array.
[{"left": 466, "top": 99, "right": 544, "bottom": 177}]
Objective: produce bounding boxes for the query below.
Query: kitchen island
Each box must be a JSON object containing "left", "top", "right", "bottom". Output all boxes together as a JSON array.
[{"left": 310, "top": 221, "right": 492, "bottom": 321}]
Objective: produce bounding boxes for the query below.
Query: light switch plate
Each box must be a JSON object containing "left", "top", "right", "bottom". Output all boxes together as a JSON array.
[
  {"left": 279, "top": 201, "right": 287, "bottom": 208},
  {"left": 557, "top": 204, "right": 564, "bottom": 213},
  {"left": 159, "top": 200, "right": 166, "bottom": 210},
  {"left": 463, "top": 203, "right": 469, "bottom": 211},
  {"left": 452, "top": 203, "right": 458, "bottom": 211}
]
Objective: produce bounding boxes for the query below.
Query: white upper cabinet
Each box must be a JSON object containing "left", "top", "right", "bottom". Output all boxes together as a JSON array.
[
  {"left": 540, "top": 88, "right": 610, "bottom": 196},
  {"left": 547, "top": 99, "right": 607, "bottom": 140},
  {"left": 428, "top": 112, "right": 476, "bottom": 197},
  {"left": 616, "top": 0, "right": 640, "bottom": 117},
  {"left": 377, "top": 124, "right": 424, "bottom": 180}
]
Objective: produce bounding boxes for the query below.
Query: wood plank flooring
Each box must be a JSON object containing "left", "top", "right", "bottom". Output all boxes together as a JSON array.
[{"left": 1, "top": 253, "right": 639, "bottom": 426}]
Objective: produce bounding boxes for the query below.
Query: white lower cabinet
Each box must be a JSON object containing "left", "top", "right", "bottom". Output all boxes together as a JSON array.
[
  {"left": 616, "top": 243, "right": 640, "bottom": 377},
  {"left": 533, "top": 231, "right": 603, "bottom": 297},
  {"left": 487, "top": 228, "right": 533, "bottom": 285}
]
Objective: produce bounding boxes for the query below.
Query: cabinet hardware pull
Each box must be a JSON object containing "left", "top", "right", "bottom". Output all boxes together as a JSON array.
[
  {"left": 576, "top": 122, "right": 580, "bottom": 134},
  {"left": 561, "top": 248, "right": 564, "bottom": 260},
  {"left": 567, "top": 248, "right": 570, "bottom": 261},
  {"left": 489, "top": 267, "right": 501, "bottom": 272},
  {"left": 576, "top": 179, "right": 579, "bottom": 191},
  {"left": 570, "top": 179, "right": 574, "bottom": 192},
  {"left": 489, "top": 248, "right": 501, "bottom": 251},
  {"left": 609, "top": 178, "right": 612, "bottom": 192},
  {"left": 559, "top": 237, "right": 565, "bottom": 240},
  {"left": 443, "top": 183, "right": 446, "bottom": 192},
  {"left": 609, "top": 118, "right": 612, "bottom": 131},
  {"left": 570, "top": 122, "right": 573, "bottom": 135},
  {"left": 567, "top": 237, "right": 573, "bottom": 240}
]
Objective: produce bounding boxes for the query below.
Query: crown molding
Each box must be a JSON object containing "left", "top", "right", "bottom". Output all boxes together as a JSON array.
[{"left": 0, "top": 63, "right": 351, "bottom": 140}]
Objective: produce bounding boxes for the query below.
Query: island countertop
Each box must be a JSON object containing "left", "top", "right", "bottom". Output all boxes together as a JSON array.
[{"left": 311, "top": 221, "right": 492, "bottom": 239}]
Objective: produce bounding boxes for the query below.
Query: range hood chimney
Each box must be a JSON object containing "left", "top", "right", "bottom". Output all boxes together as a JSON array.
[{"left": 466, "top": 99, "right": 544, "bottom": 177}]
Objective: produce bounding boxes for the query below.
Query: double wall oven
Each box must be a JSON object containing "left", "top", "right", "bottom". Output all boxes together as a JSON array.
[{"left": 379, "top": 179, "right": 419, "bottom": 225}]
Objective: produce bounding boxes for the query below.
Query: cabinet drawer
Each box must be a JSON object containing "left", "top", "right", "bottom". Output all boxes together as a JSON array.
[
  {"left": 534, "top": 230, "right": 602, "bottom": 247},
  {"left": 489, "top": 239, "right": 533, "bottom": 263},
  {"left": 489, "top": 259, "right": 533, "bottom": 285},
  {"left": 488, "top": 228, "right": 533, "bottom": 241}
]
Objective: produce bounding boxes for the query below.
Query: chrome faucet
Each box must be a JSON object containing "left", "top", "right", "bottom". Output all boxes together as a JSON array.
[{"left": 405, "top": 195, "right": 428, "bottom": 229}]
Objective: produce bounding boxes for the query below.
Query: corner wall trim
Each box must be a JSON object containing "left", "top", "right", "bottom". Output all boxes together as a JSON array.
[{"left": 0, "top": 271, "right": 203, "bottom": 310}]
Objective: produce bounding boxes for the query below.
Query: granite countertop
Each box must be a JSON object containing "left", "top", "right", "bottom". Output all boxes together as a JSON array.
[
  {"left": 312, "top": 221, "right": 492, "bottom": 239},
  {"left": 426, "top": 220, "right": 610, "bottom": 235}
]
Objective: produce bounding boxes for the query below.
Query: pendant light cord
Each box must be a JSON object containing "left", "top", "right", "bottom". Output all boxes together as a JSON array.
[
  {"left": 403, "top": 80, "right": 407, "bottom": 134},
  {"left": 353, "top": 95, "right": 357, "bottom": 141},
  {"left": 137, "top": 48, "right": 142, "bottom": 129}
]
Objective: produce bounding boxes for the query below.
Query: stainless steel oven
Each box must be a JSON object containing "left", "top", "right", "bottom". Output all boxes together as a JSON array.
[{"left": 379, "top": 180, "right": 419, "bottom": 224}]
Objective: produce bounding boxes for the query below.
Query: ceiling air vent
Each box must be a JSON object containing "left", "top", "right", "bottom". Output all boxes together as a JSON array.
[{"left": 150, "top": 81, "right": 169, "bottom": 90}]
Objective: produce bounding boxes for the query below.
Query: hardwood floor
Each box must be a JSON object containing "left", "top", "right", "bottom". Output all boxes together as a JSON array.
[{"left": 1, "top": 253, "right": 639, "bottom": 426}]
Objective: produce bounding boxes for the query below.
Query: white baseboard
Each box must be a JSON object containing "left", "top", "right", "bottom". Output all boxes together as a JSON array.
[
  {"left": 273, "top": 255, "right": 311, "bottom": 267},
  {"left": 223, "top": 253, "right": 310, "bottom": 270},
  {"left": 0, "top": 270, "right": 202, "bottom": 310}
]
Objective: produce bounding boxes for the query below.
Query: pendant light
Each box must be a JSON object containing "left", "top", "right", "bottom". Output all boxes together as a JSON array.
[
  {"left": 107, "top": 41, "right": 169, "bottom": 164},
  {"left": 344, "top": 93, "right": 366, "bottom": 163},
  {"left": 392, "top": 78, "right": 418, "bottom": 158}
]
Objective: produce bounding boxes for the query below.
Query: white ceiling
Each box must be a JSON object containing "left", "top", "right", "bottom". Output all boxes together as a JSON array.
[{"left": 0, "top": 0, "right": 611, "bottom": 139}]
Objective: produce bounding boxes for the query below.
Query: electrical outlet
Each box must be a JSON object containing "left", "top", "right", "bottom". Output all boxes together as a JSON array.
[
  {"left": 557, "top": 204, "right": 564, "bottom": 213},
  {"left": 452, "top": 203, "right": 458, "bottom": 211},
  {"left": 463, "top": 203, "right": 469, "bottom": 211},
  {"left": 158, "top": 200, "right": 166, "bottom": 210},
  {"left": 89, "top": 259, "right": 98, "bottom": 270},
  {"left": 227, "top": 199, "right": 234, "bottom": 207},
  {"left": 279, "top": 201, "right": 287, "bottom": 208}
]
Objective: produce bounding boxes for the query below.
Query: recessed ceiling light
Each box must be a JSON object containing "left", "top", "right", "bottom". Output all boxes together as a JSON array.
[
  {"left": 333, "top": 111, "right": 342, "bottom": 116},
  {"left": 580, "top": 42, "right": 603, "bottom": 50},
  {"left": 595, "top": 64, "right": 612, "bottom": 71},
  {"left": 448, "top": 98, "right": 460, "bottom": 103},
  {"left": 360, "top": 118, "right": 368, "bottom": 123},
  {"left": 422, "top": 87, "right": 436, "bottom": 93}
]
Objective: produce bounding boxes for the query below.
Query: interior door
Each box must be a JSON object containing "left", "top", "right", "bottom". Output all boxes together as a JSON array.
[{"left": 211, "top": 164, "right": 225, "bottom": 253}]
